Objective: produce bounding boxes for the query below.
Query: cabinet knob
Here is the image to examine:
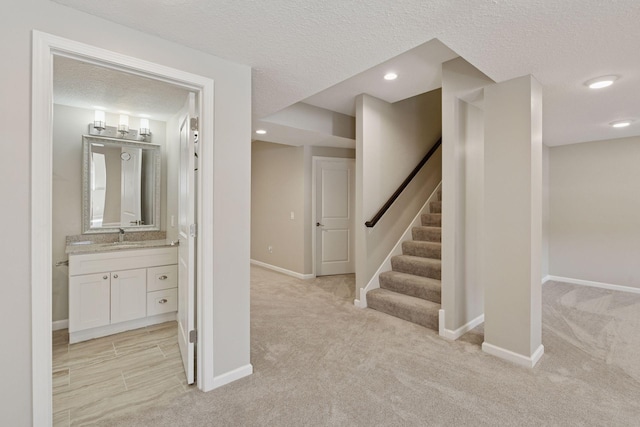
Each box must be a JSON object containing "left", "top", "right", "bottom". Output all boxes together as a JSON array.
[
  {"left": 113, "top": 274, "right": 119, "bottom": 279},
  {"left": 159, "top": 298, "right": 168, "bottom": 304},
  {"left": 103, "top": 275, "right": 108, "bottom": 280},
  {"left": 159, "top": 275, "right": 168, "bottom": 280}
]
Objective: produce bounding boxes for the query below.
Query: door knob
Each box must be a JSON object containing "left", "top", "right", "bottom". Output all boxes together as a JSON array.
[{"left": 316, "top": 222, "right": 324, "bottom": 227}]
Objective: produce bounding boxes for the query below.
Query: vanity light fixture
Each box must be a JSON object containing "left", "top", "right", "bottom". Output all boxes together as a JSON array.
[
  {"left": 94, "top": 110, "right": 106, "bottom": 131},
  {"left": 610, "top": 120, "right": 633, "bottom": 128},
  {"left": 585, "top": 75, "right": 618, "bottom": 89},
  {"left": 139, "top": 118, "right": 151, "bottom": 137},
  {"left": 384, "top": 72, "right": 398, "bottom": 81},
  {"left": 118, "top": 114, "right": 129, "bottom": 136}
]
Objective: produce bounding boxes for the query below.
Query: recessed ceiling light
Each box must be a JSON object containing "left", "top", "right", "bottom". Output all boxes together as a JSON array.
[
  {"left": 255, "top": 129, "right": 267, "bottom": 135},
  {"left": 610, "top": 120, "right": 633, "bottom": 128},
  {"left": 384, "top": 72, "right": 398, "bottom": 81},
  {"left": 585, "top": 75, "right": 618, "bottom": 89}
]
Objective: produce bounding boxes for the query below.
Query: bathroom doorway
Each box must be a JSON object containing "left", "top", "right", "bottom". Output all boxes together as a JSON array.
[{"left": 32, "top": 31, "right": 216, "bottom": 425}]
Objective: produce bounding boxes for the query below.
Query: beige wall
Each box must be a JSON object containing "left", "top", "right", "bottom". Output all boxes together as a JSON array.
[
  {"left": 483, "top": 75, "right": 542, "bottom": 360},
  {"left": 1, "top": 1, "right": 251, "bottom": 423},
  {"left": 52, "top": 105, "right": 168, "bottom": 322},
  {"left": 356, "top": 90, "right": 442, "bottom": 292},
  {"left": 251, "top": 141, "right": 355, "bottom": 275},
  {"left": 251, "top": 141, "right": 306, "bottom": 273},
  {"left": 549, "top": 136, "right": 640, "bottom": 288},
  {"left": 440, "top": 57, "right": 494, "bottom": 332}
]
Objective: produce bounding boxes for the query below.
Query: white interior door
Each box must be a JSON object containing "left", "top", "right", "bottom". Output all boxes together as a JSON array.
[
  {"left": 120, "top": 146, "right": 142, "bottom": 226},
  {"left": 178, "top": 93, "right": 197, "bottom": 384},
  {"left": 315, "top": 158, "right": 355, "bottom": 276}
]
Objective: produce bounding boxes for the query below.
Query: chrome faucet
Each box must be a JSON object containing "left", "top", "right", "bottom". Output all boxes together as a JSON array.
[{"left": 119, "top": 228, "right": 125, "bottom": 243}]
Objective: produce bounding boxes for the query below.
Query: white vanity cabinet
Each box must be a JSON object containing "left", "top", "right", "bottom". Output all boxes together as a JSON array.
[{"left": 68, "top": 246, "right": 178, "bottom": 343}]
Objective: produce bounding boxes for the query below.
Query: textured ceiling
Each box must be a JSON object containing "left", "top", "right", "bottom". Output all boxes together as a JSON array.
[
  {"left": 53, "top": 56, "right": 191, "bottom": 120},
  {"left": 303, "top": 39, "right": 458, "bottom": 117},
  {"left": 51, "top": 0, "right": 640, "bottom": 146}
]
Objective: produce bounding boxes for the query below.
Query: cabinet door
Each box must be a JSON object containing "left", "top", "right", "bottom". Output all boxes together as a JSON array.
[
  {"left": 111, "top": 268, "right": 147, "bottom": 324},
  {"left": 69, "top": 272, "right": 111, "bottom": 332}
]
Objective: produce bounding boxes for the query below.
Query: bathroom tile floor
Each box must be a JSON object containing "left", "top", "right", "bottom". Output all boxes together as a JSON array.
[{"left": 52, "top": 321, "right": 194, "bottom": 426}]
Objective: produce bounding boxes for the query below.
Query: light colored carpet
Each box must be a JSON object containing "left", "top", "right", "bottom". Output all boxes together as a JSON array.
[{"left": 99, "top": 268, "right": 640, "bottom": 426}]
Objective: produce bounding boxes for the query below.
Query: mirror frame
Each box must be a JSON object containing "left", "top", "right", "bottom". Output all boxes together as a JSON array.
[{"left": 81, "top": 135, "right": 161, "bottom": 234}]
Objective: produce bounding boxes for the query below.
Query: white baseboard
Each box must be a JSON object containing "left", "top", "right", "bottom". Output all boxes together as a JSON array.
[
  {"left": 212, "top": 363, "right": 253, "bottom": 389},
  {"left": 250, "top": 259, "right": 314, "bottom": 280},
  {"left": 440, "top": 313, "right": 484, "bottom": 340},
  {"left": 546, "top": 275, "right": 640, "bottom": 295},
  {"left": 354, "top": 293, "right": 366, "bottom": 308},
  {"left": 52, "top": 319, "right": 68, "bottom": 331},
  {"left": 482, "top": 342, "right": 544, "bottom": 368}
]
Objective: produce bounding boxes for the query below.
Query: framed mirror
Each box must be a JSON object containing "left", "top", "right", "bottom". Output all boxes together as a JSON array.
[{"left": 82, "top": 135, "right": 161, "bottom": 233}]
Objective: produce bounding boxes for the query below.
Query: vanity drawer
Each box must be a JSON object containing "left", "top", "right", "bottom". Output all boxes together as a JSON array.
[
  {"left": 147, "top": 288, "right": 178, "bottom": 316},
  {"left": 147, "top": 265, "right": 178, "bottom": 291}
]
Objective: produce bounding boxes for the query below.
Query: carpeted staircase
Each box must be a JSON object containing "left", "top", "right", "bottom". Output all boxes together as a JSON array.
[{"left": 367, "top": 189, "right": 442, "bottom": 330}]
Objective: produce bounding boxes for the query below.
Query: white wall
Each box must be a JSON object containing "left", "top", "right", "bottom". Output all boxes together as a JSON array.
[
  {"left": 441, "top": 57, "right": 494, "bottom": 332},
  {"left": 356, "top": 90, "right": 442, "bottom": 292},
  {"left": 0, "top": 1, "right": 251, "bottom": 424},
  {"left": 549, "top": 136, "right": 640, "bottom": 289},
  {"left": 52, "top": 105, "right": 167, "bottom": 322}
]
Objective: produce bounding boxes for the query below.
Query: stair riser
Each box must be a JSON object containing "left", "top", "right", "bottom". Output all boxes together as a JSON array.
[
  {"left": 391, "top": 258, "right": 441, "bottom": 280},
  {"left": 421, "top": 213, "right": 441, "bottom": 227},
  {"left": 402, "top": 241, "right": 441, "bottom": 259},
  {"left": 412, "top": 228, "right": 441, "bottom": 242},
  {"left": 367, "top": 296, "right": 439, "bottom": 330},
  {"left": 379, "top": 275, "right": 441, "bottom": 304},
  {"left": 430, "top": 201, "right": 442, "bottom": 214}
]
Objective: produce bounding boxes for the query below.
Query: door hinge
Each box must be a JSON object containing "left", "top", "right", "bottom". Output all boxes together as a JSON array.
[
  {"left": 190, "top": 117, "right": 199, "bottom": 131},
  {"left": 189, "top": 223, "right": 197, "bottom": 237},
  {"left": 189, "top": 330, "right": 197, "bottom": 343}
]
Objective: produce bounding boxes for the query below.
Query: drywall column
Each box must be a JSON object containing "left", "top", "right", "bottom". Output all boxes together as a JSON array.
[
  {"left": 482, "top": 75, "right": 543, "bottom": 367},
  {"left": 440, "top": 58, "right": 493, "bottom": 337}
]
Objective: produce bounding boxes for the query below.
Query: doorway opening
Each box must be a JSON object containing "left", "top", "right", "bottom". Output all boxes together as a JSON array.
[{"left": 32, "top": 31, "right": 215, "bottom": 425}]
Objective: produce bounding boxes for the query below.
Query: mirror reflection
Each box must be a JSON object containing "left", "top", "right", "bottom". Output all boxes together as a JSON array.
[{"left": 82, "top": 136, "right": 161, "bottom": 233}]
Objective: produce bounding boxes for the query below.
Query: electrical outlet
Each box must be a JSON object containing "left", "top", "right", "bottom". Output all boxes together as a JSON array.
[
  {"left": 268, "top": 245, "right": 273, "bottom": 253},
  {"left": 290, "top": 211, "right": 295, "bottom": 220}
]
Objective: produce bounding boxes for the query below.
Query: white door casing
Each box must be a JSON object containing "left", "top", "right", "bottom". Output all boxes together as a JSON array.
[
  {"left": 314, "top": 158, "right": 355, "bottom": 276},
  {"left": 32, "top": 31, "right": 217, "bottom": 426},
  {"left": 178, "top": 92, "right": 197, "bottom": 385}
]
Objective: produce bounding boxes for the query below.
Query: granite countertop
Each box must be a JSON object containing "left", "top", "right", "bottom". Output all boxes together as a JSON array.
[{"left": 66, "top": 239, "right": 179, "bottom": 255}]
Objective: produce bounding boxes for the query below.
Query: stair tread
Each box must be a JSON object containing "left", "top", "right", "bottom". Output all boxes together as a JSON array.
[
  {"left": 402, "top": 240, "right": 441, "bottom": 259},
  {"left": 411, "top": 226, "right": 441, "bottom": 243},
  {"left": 367, "top": 288, "right": 440, "bottom": 329},
  {"left": 421, "top": 213, "right": 442, "bottom": 227},
  {"left": 379, "top": 271, "right": 441, "bottom": 303},
  {"left": 393, "top": 254, "right": 441, "bottom": 265},
  {"left": 391, "top": 255, "right": 441, "bottom": 280}
]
